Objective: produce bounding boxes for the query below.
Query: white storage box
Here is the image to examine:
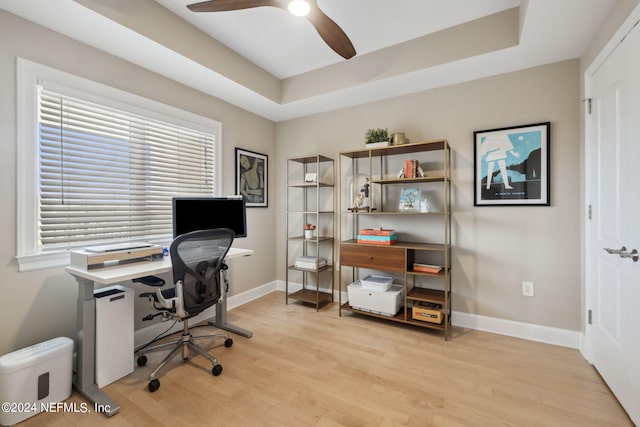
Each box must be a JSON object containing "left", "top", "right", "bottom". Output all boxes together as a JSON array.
[
  {"left": 0, "top": 337, "right": 73, "bottom": 426},
  {"left": 347, "top": 281, "right": 404, "bottom": 317},
  {"left": 361, "top": 274, "right": 393, "bottom": 292}
]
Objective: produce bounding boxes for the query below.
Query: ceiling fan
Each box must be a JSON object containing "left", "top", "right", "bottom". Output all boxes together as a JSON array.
[{"left": 186, "top": 0, "right": 357, "bottom": 59}]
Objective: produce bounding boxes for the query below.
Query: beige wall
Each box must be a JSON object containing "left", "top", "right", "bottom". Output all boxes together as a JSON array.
[
  {"left": 0, "top": 10, "right": 276, "bottom": 355},
  {"left": 276, "top": 59, "right": 582, "bottom": 331}
]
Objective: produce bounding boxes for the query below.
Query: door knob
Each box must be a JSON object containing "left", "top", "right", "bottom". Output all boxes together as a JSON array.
[
  {"left": 603, "top": 246, "right": 639, "bottom": 262},
  {"left": 620, "top": 248, "right": 639, "bottom": 262}
]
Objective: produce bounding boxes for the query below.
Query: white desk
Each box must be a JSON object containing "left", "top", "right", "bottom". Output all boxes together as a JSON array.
[{"left": 65, "top": 247, "right": 253, "bottom": 417}]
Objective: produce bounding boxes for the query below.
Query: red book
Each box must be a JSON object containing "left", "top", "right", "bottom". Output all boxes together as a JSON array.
[
  {"left": 358, "top": 228, "right": 395, "bottom": 236},
  {"left": 357, "top": 239, "right": 398, "bottom": 245},
  {"left": 404, "top": 159, "right": 413, "bottom": 178},
  {"left": 413, "top": 263, "right": 442, "bottom": 274}
]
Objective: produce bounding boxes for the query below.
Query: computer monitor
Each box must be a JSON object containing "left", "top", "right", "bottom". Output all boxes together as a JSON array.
[{"left": 172, "top": 197, "right": 247, "bottom": 238}]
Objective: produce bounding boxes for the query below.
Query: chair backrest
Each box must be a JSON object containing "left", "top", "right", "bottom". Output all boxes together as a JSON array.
[{"left": 169, "top": 228, "right": 235, "bottom": 317}]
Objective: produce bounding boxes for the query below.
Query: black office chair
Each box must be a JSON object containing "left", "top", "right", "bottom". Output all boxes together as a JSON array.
[{"left": 135, "top": 228, "right": 235, "bottom": 392}]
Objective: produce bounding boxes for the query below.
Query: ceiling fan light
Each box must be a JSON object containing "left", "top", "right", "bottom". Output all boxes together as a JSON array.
[{"left": 288, "top": 0, "right": 310, "bottom": 17}]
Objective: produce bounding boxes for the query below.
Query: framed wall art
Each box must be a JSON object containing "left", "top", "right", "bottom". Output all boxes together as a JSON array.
[
  {"left": 235, "top": 147, "right": 268, "bottom": 207},
  {"left": 474, "top": 122, "right": 550, "bottom": 206}
]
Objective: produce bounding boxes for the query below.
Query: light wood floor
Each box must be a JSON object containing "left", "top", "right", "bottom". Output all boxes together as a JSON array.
[{"left": 22, "top": 291, "right": 632, "bottom": 426}]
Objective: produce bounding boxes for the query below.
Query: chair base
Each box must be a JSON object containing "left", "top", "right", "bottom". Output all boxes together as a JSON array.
[{"left": 136, "top": 320, "right": 232, "bottom": 391}]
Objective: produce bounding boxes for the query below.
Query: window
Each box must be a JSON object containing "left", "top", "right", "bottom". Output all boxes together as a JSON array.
[
  {"left": 17, "top": 59, "right": 221, "bottom": 271},
  {"left": 38, "top": 88, "right": 216, "bottom": 247}
]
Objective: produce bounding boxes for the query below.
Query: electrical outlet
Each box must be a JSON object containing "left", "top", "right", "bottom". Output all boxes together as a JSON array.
[{"left": 522, "top": 281, "right": 534, "bottom": 297}]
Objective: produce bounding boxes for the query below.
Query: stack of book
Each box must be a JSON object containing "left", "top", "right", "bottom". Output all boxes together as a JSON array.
[
  {"left": 412, "top": 263, "right": 442, "bottom": 274},
  {"left": 294, "top": 256, "right": 327, "bottom": 269},
  {"left": 357, "top": 228, "right": 398, "bottom": 245},
  {"left": 403, "top": 159, "right": 419, "bottom": 178}
]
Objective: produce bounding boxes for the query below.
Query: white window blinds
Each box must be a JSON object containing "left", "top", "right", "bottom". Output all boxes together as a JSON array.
[{"left": 37, "top": 87, "right": 216, "bottom": 249}]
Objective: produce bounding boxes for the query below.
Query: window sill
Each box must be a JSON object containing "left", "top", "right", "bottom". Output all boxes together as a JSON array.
[{"left": 15, "top": 251, "right": 71, "bottom": 272}]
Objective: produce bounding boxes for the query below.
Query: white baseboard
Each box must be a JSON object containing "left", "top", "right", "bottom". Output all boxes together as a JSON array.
[
  {"left": 136, "top": 280, "right": 581, "bottom": 350},
  {"left": 227, "top": 280, "right": 280, "bottom": 311},
  {"left": 281, "top": 279, "right": 581, "bottom": 349},
  {"left": 452, "top": 311, "right": 581, "bottom": 349}
]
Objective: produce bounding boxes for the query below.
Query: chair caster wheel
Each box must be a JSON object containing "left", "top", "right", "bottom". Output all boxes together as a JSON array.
[
  {"left": 212, "top": 364, "right": 223, "bottom": 376},
  {"left": 137, "top": 355, "right": 147, "bottom": 367},
  {"left": 148, "top": 379, "right": 160, "bottom": 392},
  {"left": 224, "top": 338, "right": 233, "bottom": 348}
]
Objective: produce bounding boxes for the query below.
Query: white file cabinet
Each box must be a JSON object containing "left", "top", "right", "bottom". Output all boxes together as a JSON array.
[{"left": 94, "top": 285, "right": 134, "bottom": 387}]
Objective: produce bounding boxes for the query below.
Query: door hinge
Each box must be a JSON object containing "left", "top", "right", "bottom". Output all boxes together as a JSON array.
[
  {"left": 588, "top": 204, "right": 592, "bottom": 220},
  {"left": 586, "top": 98, "right": 592, "bottom": 114},
  {"left": 588, "top": 309, "right": 592, "bottom": 325}
]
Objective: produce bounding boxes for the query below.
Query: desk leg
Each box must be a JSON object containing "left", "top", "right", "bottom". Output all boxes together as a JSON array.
[
  {"left": 74, "top": 277, "right": 120, "bottom": 417},
  {"left": 208, "top": 297, "right": 253, "bottom": 338},
  {"left": 207, "top": 271, "right": 252, "bottom": 338}
]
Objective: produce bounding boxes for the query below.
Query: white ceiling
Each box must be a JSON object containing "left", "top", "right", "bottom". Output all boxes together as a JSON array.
[
  {"left": 1, "top": 0, "right": 618, "bottom": 121},
  {"left": 155, "top": 0, "right": 521, "bottom": 79}
]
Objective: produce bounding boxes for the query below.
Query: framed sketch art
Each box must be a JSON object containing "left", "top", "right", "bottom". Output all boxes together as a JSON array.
[
  {"left": 474, "top": 122, "right": 550, "bottom": 206},
  {"left": 235, "top": 148, "right": 268, "bottom": 207}
]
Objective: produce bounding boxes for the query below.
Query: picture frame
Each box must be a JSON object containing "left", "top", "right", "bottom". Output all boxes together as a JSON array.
[
  {"left": 474, "top": 122, "right": 550, "bottom": 206},
  {"left": 399, "top": 188, "right": 421, "bottom": 212},
  {"left": 235, "top": 148, "right": 268, "bottom": 208}
]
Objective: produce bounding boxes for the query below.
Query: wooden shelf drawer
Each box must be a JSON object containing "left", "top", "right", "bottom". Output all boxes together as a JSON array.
[{"left": 340, "top": 244, "right": 405, "bottom": 272}]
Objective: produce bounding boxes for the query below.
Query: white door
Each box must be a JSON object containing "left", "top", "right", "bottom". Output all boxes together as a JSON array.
[{"left": 587, "top": 17, "right": 640, "bottom": 425}]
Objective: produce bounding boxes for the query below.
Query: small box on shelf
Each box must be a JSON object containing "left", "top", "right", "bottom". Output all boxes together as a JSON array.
[{"left": 412, "top": 301, "right": 443, "bottom": 324}]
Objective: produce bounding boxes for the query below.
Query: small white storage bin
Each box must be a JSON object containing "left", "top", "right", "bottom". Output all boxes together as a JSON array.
[
  {"left": 347, "top": 281, "right": 404, "bottom": 316},
  {"left": 361, "top": 274, "right": 393, "bottom": 292}
]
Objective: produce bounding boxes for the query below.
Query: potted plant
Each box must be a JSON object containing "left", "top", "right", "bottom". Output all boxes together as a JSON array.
[
  {"left": 303, "top": 223, "right": 316, "bottom": 239},
  {"left": 364, "top": 128, "right": 389, "bottom": 147}
]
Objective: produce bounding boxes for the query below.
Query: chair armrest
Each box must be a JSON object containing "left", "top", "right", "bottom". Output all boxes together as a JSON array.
[
  {"left": 132, "top": 275, "right": 166, "bottom": 287},
  {"left": 154, "top": 281, "right": 188, "bottom": 318}
]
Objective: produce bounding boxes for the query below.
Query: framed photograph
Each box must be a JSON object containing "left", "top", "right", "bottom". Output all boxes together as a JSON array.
[
  {"left": 474, "top": 122, "right": 550, "bottom": 206},
  {"left": 235, "top": 148, "right": 268, "bottom": 207}
]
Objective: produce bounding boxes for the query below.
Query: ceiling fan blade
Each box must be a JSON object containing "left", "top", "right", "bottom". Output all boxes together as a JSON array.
[
  {"left": 307, "top": 5, "right": 356, "bottom": 59},
  {"left": 187, "top": 0, "right": 286, "bottom": 13},
  {"left": 187, "top": 0, "right": 356, "bottom": 60}
]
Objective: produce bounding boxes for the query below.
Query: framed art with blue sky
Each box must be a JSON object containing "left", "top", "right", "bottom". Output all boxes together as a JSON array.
[{"left": 473, "top": 122, "right": 550, "bottom": 206}]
